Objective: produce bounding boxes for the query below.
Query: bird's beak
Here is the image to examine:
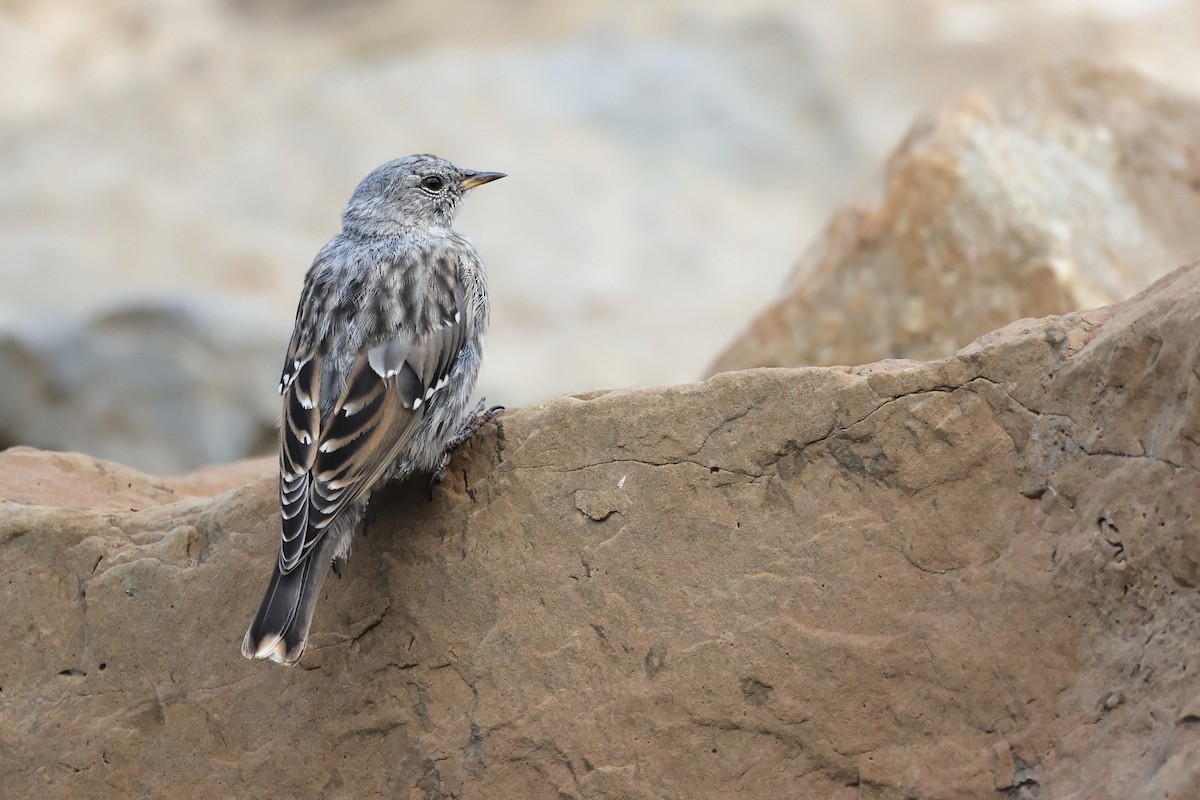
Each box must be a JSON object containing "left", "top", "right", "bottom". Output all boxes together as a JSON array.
[{"left": 459, "top": 170, "right": 506, "bottom": 191}]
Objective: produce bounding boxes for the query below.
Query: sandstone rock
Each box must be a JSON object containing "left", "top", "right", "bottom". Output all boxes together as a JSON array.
[
  {"left": 4, "top": 262, "right": 1200, "bottom": 798},
  {"left": 0, "top": 298, "right": 283, "bottom": 473},
  {"left": 0, "top": 446, "right": 272, "bottom": 511},
  {"left": 710, "top": 62, "right": 1200, "bottom": 375}
]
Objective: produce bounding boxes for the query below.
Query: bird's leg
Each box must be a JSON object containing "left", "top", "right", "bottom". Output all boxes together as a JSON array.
[
  {"left": 360, "top": 494, "right": 381, "bottom": 539},
  {"left": 429, "top": 398, "right": 504, "bottom": 493}
]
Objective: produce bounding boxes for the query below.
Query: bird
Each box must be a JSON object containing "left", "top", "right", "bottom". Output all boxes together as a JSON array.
[{"left": 242, "top": 154, "right": 505, "bottom": 665}]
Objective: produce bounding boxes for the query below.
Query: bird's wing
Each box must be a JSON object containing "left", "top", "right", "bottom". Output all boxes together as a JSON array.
[{"left": 277, "top": 278, "right": 469, "bottom": 574}]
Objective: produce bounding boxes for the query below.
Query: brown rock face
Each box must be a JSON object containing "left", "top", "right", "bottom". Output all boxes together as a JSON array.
[
  {"left": 3, "top": 263, "right": 1200, "bottom": 798},
  {"left": 710, "top": 62, "right": 1200, "bottom": 375}
]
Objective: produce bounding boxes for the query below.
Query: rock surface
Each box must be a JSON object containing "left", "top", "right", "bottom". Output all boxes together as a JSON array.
[
  {"left": 4, "top": 262, "right": 1200, "bottom": 798},
  {"left": 0, "top": 446, "right": 272, "bottom": 511},
  {"left": 711, "top": 62, "right": 1200, "bottom": 375}
]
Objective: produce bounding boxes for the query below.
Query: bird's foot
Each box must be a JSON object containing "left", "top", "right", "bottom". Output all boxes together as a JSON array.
[{"left": 428, "top": 399, "right": 504, "bottom": 496}]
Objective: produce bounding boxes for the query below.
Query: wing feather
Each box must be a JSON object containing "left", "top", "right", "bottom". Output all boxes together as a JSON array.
[
  {"left": 276, "top": 270, "right": 470, "bottom": 575},
  {"left": 278, "top": 352, "right": 322, "bottom": 563}
]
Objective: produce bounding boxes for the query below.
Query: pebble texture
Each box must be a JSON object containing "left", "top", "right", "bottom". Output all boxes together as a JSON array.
[{"left": 3, "top": 262, "right": 1199, "bottom": 798}]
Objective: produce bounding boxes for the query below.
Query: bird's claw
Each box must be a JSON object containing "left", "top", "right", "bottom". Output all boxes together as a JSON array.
[{"left": 427, "top": 399, "right": 503, "bottom": 500}]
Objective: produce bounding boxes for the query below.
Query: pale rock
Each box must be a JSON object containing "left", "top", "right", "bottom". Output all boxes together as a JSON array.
[
  {"left": 711, "top": 62, "right": 1200, "bottom": 374},
  {"left": 0, "top": 298, "right": 282, "bottom": 473}
]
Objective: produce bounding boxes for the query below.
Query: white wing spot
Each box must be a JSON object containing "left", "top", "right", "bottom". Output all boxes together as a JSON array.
[
  {"left": 280, "top": 359, "right": 304, "bottom": 394},
  {"left": 618, "top": 474, "right": 627, "bottom": 489}
]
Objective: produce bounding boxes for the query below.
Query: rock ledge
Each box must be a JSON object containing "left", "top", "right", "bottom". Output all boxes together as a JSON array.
[{"left": 3, "top": 264, "right": 1200, "bottom": 798}]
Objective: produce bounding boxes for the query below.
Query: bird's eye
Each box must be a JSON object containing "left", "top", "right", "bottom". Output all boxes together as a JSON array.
[{"left": 420, "top": 175, "right": 445, "bottom": 191}]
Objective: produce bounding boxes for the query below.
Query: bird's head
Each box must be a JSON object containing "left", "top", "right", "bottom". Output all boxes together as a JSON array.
[{"left": 342, "top": 154, "right": 505, "bottom": 235}]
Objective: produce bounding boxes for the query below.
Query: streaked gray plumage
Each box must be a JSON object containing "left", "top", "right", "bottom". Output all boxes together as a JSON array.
[{"left": 242, "top": 154, "right": 504, "bottom": 665}]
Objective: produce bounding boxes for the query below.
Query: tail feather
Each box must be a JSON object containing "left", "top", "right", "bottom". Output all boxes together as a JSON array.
[{"left": 242, "top": 535, "right": 336, "bottom": 665}]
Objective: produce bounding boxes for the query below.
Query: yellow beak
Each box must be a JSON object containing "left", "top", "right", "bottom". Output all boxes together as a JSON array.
[{"left": 459, "top": 171, "right": 506, "bottom": 191}]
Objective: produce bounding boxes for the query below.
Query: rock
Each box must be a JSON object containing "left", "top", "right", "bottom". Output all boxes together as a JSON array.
[
  {"left": 0, "top": 446, "right": 272, "bottom": 510},
  {"left": 0, "top": 298, "right": 283, "bottom": 473},
  {"left": 710, "top": 62, "right": 1200, "bottom": 375},
  {"left": 3, "top": 261, "right": 1200, "bottom": 798}
]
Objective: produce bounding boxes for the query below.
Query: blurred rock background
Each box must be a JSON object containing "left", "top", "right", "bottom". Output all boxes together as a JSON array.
[{"left": 3, "top": 0, "right": 1200, "bottom": 472}]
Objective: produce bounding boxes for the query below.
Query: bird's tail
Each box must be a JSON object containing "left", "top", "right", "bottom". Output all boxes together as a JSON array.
[{"left": 242, "top": 535, "right": 336, "bottom": 665}]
